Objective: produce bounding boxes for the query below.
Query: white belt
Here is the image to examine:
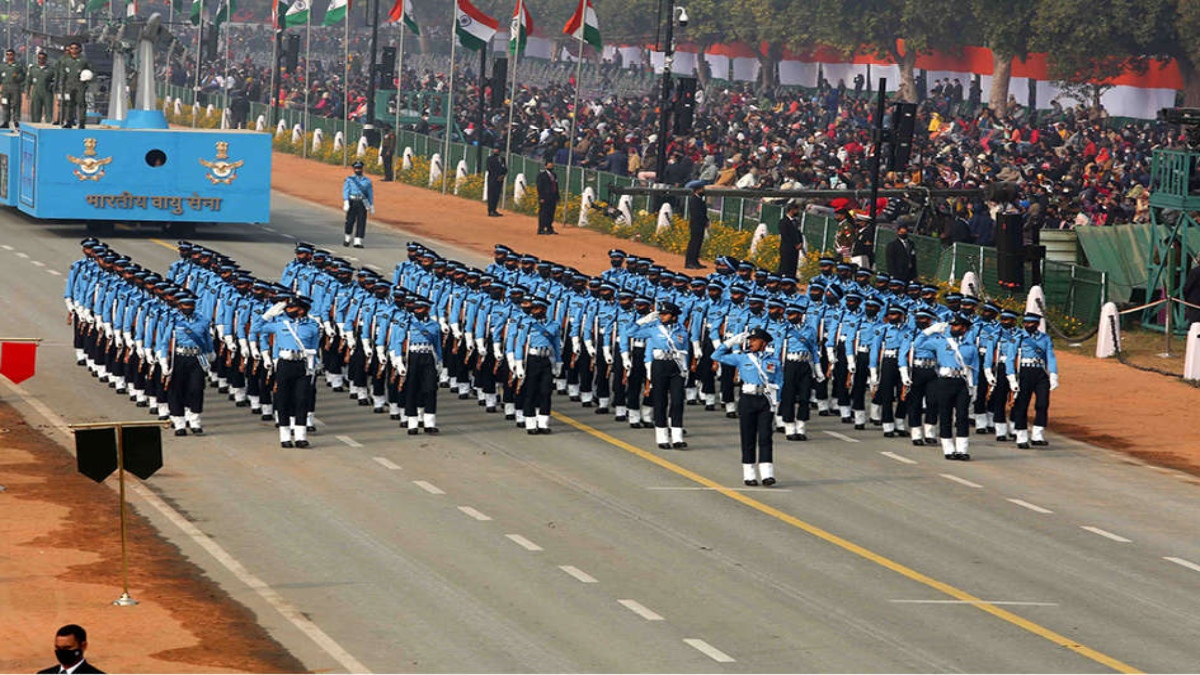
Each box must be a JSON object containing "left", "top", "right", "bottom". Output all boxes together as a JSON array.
[
  {"left": 938, "top": 367, "right": 968, "bottom": 378},
  {"left": 175, "top": 347, "right": 200, "bottom": 356},
  {"left": 1019, "top": 359, "right": 1045, "bottom": 367},
  {"left": 409, "top": 343, "right": 435, "bottom": 354},
  {"left": 785, "top": 352, "right": 810, "bottom": 362},
  {"left": 912, "top": 358, "right": 936, "bottom": 368},
  {"left": 278, "top": 349, "right": 306, "bottom": 360},
  {"left": 881, "top": 349, "right": 898, "bottom": 358},
  {"left": 741, "top": 383, "right": 767, "bottom": 395},
  {"left": 856, "top": 346, "right": 870, "bottom": 354},
  {"left": 631, "top": 339, "right": 646, "bottom": 348},
  {"left": 527, "top": 347, "right": 553, "bottom": 357}
]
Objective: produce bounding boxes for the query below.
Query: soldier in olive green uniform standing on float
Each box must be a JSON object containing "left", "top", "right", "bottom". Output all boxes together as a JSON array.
[
  {"left": 0, "top": 49, "right": 25, "bottom": 128},
  {"left": 54, "top": 41, "right": 93, "bottom": 128},
  {"left": 26, "top": 51, "right": 54, "bottom": 124}
]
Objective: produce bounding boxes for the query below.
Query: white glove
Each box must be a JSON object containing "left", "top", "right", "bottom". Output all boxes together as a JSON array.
[
  {"left": 584, "top": 340, "right": 596, "bottom": 357},
  {"left": 343, "top": 200, "right": 350, "bottom": 212},
  {"left": 438, "top": 317, "right": 450, "bottom": 334},
  {"left": 158, "top": 355, "right": 170, "bottom": 372},
  {"left": 223, "top": 334, "right": 236, "bottom": 350},
  {"left": 869, "top": 367, "right": 879, "bottom": 388},
  {"left": 636, "top": 310, "right": 660, "bottom": 326},
  {"left": 476, "top": 337, "right": 487, "bottom": 354},
  {"left": 216, "top": 324, "right": 227, "bottom": 339},
  {"left": 571, "top": 336, "right": 582, "bottom": 353},
  {"left": 814, "top": 367, "right": 826, "bottom": 384},
  {"left": 375, "top": 345, "right": 386, "bottom": 361},
  {"left": 450, "top": 324, "right": 462, "bottom": 340},
  {"left": 725, "top": 331, "right": 748, "bottom": 349},
  {"left": 264, "top": 300, "right": 287, "bottom": 319},
  {"left": 394, "top": 358, "right": 407, "bottom": 377},
  {"left": 238, "top": 338, "right": 250, "bottom": 353},
  {"left": 493, "top": 342, "right": 504, "bottom": 360},
  {"left": 923, "top": 322, "right": 948, "bottom": 336},
  {"left": 847, "top": 358, "right": 857, "bottom": 375},
  {"left": 984, "top": 369, "right": 997, "bottom": 387},
  {"left": 513, "top": 361, "right": 526, "bottom": 379},
  {"left": 1008, "top": 374, "right": 1019, "bottom": 393},
  {"left": 899, "top": 366, "right": 912, "bottom": 388},
  {"left": 367, "top": 202, "right": 375, "bottom": 215},
  {"left": 1049, "top": 373, "right": 1059, "bottom": 391},
  {"left": 603, "top": 345, "right": 613, "bottom": 365},
  {"left": 826, "top": 346, "right": 836, "bottom": 362},
  {"left": 345, "top": 336, "right": 357, "bottom": 352},
  {"left": 64, "top": 297, "right": 74, "bottom": 313},
  {"left": 711, "top": 337, "right": 722, "bottom": 352},
  {"left": 621, "top": 352, "right": 632, "bottom": 372},
  {"left": 553, "top": 361, "right": 563, "bottom": 377}
]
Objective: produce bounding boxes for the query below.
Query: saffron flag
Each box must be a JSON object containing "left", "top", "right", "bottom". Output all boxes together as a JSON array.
[
  {"left": 387, "top": 0, "right": 419, "bottom": 35},
  {"left": 508, "top": 0, "right": 533, "bottom": 57},
  {"left": 455, "top": 0, "right": 497, "bottom": 52},
  {"left": 563, "top": 0, "right": 601, "bottom": 53}
]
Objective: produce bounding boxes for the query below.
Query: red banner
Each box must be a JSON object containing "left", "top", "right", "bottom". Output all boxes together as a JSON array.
[{"left": 0, "top": 342, "right": 38, "bottom": 384}]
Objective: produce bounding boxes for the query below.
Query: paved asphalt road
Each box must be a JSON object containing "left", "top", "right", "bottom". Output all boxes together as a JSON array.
[{"left": 2, "top": 194, "right": 1200, "bottom": 673}]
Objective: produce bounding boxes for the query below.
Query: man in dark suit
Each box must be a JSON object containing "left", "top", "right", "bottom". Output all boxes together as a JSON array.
[
  {"left": 886, "top": 223, "right": 918, "bottom": 282},
  {"left": 536, "top": 158, "right": 559, "bottom": 235},
  {"left": 485, "top": 146, "right": 507, "bottom": 217},
  {"left": 685, "top": 185, "right": 708, "bottom": 269},
  {"left": 39, "top": 624, "right": 105, "bottom": 674},
  {"left": 777, "top": 201, "right": 805, "bottom": 277}
]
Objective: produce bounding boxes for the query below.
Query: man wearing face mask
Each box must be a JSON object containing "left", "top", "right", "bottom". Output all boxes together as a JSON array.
[
  {"left": 926, "top": 314, "right": 980, "bottom": 460},
  {"left": 900, "top": 308, "right": 942, "bottom": 446},
  {"left": 39, "top": 624, "right": 104, "bottom": 674},
  {"left": 886, "top": 223, "right": 918, "bottom": 283},
  {"left": 1005, "top": 312, "right": 1059, "bottom": 449},
  {"left": 256, "top": 295, "right": 321, "bottom": 448}
]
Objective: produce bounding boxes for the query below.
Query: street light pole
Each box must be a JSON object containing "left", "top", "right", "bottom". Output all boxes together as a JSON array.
[
  {"left": 364, "top": 0, "right": 382, "bottom": 145},
  {"left": 654, "top": 0, "right": 675, "bottom": 182}
]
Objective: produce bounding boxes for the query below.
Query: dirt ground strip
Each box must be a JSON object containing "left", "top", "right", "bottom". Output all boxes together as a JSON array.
[{"left": 4, "top": 149, "right": 1200, "bottom": 674}]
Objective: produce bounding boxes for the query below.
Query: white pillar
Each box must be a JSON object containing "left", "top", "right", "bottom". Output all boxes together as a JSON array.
[
  {"left": 960, "top": 271, "right": 980, "bottom": 298},
  {"left": 1025, "top": 285, "right": 1048, "bottom": 332},
  {"left": 656, "top": 202, "right": 673, "bottom": 234},
  {"left": 513, "top": 172, "right": 528, "bottom": 202},
  {"left": 402, "top": 147, "right": 414, "bottom": 171},
  {"left": 617, "top": 194, "right": 634, "bottom": 225},
  {"left": 1184, "top": 323, "right": 1200, "bottom": 381},
  {"left": 1095, "top": 302, "right": 1121, "bottom": 358},
  {"left": 429, "top": 153, "right": 443, "bottom": 187},
  {"left": 749, "top": 222, "right": 769, "bottom": 256}
]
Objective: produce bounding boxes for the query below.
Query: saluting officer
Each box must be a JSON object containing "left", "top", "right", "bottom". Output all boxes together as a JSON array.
[
  {"left": 0, "top": 48, "right": 25, "bottom": 128},
  {"left": 256, "top": 295, "right": 321, "bottom": 448},
  {"left": 342, "top": 160, "right": 374, "bottom": 248},
  {"left": 26, "top": 51, "right": 53, "bottom": 123},
  {"left": 1006, "top": 312, "right": 1059, "bottom": 449},
  {"left": 713, "top": 327, "right": 783, "bottom": 486}
]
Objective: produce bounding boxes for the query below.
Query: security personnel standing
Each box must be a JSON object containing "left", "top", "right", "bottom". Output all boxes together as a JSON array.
[
  {"left": 535, "top": 158, "right": 559, "bottom": 235},
  {"left": 713, "top": 327, "right": 782, "bottom": 486},
  {"left": 255, "top": 295, "right": 321, "bottom": 448},
  {"left": 342, "top": 160, "right": 374, "bottom": 248},
  {"left": 27, "top": 52, "right": 55, "bottom": 123},
  {"left": 513, "top": 296, "right": 562, "bottom": 434},
  {"left": 1006, "top": 312, "right": 1059, "bottom": 449},
  {"left": 486, "top": 146, "right": 507, "bottom": 216},
  {"left": 380, "top": 126, "right": 396, "bottom": 181},
  {"left": 161, "top": 293, "right": 213, "bottom": 436},
  {"left": 55, "top": 41, "right": 93, "bottom": 128},
  {"left": 637, "top": 301, "right": 691, "bottom": 449},
  {"left": 0, "top": 49, "right": 25, "bottom": 128}
]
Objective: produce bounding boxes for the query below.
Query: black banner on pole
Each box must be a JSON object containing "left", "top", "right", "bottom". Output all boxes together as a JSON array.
[
  {"left": 75, "top": 428, "right": 117, "bottom": 483},
  {"left": 122, "top": 426, "right": 163, "bottom": 480}
]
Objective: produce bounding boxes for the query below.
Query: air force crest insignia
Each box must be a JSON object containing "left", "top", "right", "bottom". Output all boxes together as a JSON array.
[
  {"left": 67, "top": 138, "right": 112, "bottom": 181},
  {"left": 200, "top": 141, "right": 244, "bottom": 184}
]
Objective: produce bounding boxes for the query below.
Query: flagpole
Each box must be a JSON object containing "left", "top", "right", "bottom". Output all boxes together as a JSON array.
[
  {"left": 441, "top": 0, "right": 457, "bottom": 194},
  {"left": 191, "top": 0, "right": 203, "bottom": 127},
  {"left": 501, "top": 5, "right": 520, "bottom": 211},
  {"left": 562, "top": 32, "right": 585, "bottom": 226},
  {"left": 393, "top": 17, "right": 403, "bottom": 140},
  {"left": 222, "top": 21, "right": 231, "bottom": 127},
  {"left": 303, "top": 10, "right": 310, "bottom": 158},
  {"left": 268, "top": 4, "right": 278, "bottom": 127},
  {"left": 341, "top": 0, "right": 348, "bottom": 167}
]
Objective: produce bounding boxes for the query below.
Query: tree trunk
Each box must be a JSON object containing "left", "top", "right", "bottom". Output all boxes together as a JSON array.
[
  {"left": 896, "top": 49, "right": 918, "bottom": 103},
  {"left": 756, "top": 42, "right": 782, "bottom": 93},
  {"left": 1179, "top": 56, "right": 1200, "bottom": 108},
  {"left": 989, "top": 51, "right": 1012, "bottom": 114}
]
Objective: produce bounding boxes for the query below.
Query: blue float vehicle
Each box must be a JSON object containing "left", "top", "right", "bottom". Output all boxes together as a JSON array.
[{"left": 0, "top": 13, "right": 271, "bottom": 235}]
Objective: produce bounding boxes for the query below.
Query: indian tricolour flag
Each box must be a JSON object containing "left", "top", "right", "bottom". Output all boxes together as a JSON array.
[
  {"left": 455, "top": 0, "right": 497, "bottom": 52},
  {"left": 387, "top": 0, "right": 419, "bottom": 35},
  {"left": 284, "top": 0, "right": 309, "bottom": 26},
  {"left": 508, "top": 0, "right": 533, "bottom": 57},
  {"left": 322, "top": 0, "right": 347, "bottom": 25},
  {"left": 563, "top": 0, "right": 601, "bottom": 53}
]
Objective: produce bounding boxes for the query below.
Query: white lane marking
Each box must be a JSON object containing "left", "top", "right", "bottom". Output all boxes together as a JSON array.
[
  {"left": 881, "top": 451, "right": 916, "bottom": 464},
  {"left": 683, "top": 638, "right": 735, "bottom": 663},
  {"left": 0, "top": 376, "right": 371, "bottom": 673},
  {"left": 31, "top": 260, "right": 46, "bottom": 267},
  {"left": 47, "top": 269, "right": 62, "bottom": 276},
  {"left": 647, "top": 486, "right": 791, "bottom": 492},
  {"left": 413, "top": 480, "right": 445, "bottom": 495},
  {"left": 262, "top": 226, "right": 276, "bottom": 232},
  {"left": 336, "top": 435, "right": 362, "bottom": 448},
  {"left": 824, "top": 430, "right": 860, "bottom": 443},
  {"left": 372, "top": 456, "right": 402, "bottom": 470},
  {"left": 1081, "top": 526, "right": 1131, "bottom": 543},
  {"left": 890, "top": 599, "right": 1059, "bottom": 606},
  {"left": 15, "top": 251, "right": 29, "bottom": 258},
  {"left": 0, "top": 244, "right": 12, "bottom": 250},
  {"left": 1008, "top": 498, "right": 1053, "bottom": 514},
  {"left": 618, "top": 599, "right": 664, "bottom": 621},
  {"left": 1164, "top": 557, "right": 1200, "bottom": 573},
  {"left": 940, "top": 473, "right": 982, "bottom": 488},
  {"left": 506, "top": 534, "right": 543, "bottom": 551},
  {"left": 559, "top": 565, "right": 598, "bottom": 583},
  {"left": 457, "top": 506, "right": 492, "bottom": 521}
]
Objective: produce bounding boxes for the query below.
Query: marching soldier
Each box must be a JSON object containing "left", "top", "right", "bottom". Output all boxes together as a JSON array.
[
  {"left": 255, "top": 295, "right": 321, "bottom": 448},
  {"left": 713, "top": 328, "right": 782, "bottom": 486},
  {"left": 0, "top": 49, "right": 25, "bottom": 128},
  {"left": 395, "top": 297, "right": 442, "bottom": 434},
  {"left": 54, "top": 41, "right": 93, "bottom": 128},
  {"left": 984, "top": 308, "right": 1020, "bottom": 441},
  {"left": 927, "top": 315, "right": 979, "bottom": 460},
  {"left": 161, "top": 293, "right": 214, "bottom": 436},
  {"left": 619, "top": 296, "right": 655, "bottom": 428},
  {"left": 512, "top": 296, "right": 562, "bottom": 434},
  {"left": 342, "top": 161, "right": 374, "bottom": 248},
  {"left": 900, "top": 308, "right": 942, "bottom": 446},
  {"left": 26, "top": 51, "right": 53, "bottom": 123},
  {"left": 637, "top": 301, "right": 691, "bottom": 449},
  {"left": 779, "top": 302, "right": 823, "bottom": 441},
  {"left": 869, "top": 304, "right": 910, "bottom": 438},
  {"left": 1006, "top": 312, "right": 1059, "bottom": 449}
]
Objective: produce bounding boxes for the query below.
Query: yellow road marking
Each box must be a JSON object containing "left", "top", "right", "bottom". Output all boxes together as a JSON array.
[
  {"left": 551, "top": 410, "right": 1142, "bottom": 674},
  {"left": 149, "top": 237, "right": 176, "bottom": 252}
]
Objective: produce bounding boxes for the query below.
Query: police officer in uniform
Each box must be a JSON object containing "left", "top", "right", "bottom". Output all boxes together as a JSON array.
[
  {"left": 486, "top": 146, "right": 507, "bottom": 216},
  {"left": 342, "top": 160, "right": 374, "bottom": 248},
  {"left": 1006, "top": 312, "right": 1059, "bottom": 449},
  {"left": 0, "top": 49, "right": 25, "bottom": 128},
  {"left": 256, "top": 295, "right": 321, "bottom": 447},
  {"left": 713, "top": 327, "right": 782, "bottom": 486},
  {"left": 55, "top": 41, "right": 92, "bottom": 128}
]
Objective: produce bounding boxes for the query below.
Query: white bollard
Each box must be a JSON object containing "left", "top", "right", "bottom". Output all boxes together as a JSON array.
[
  {"left": 205, "top": 103, "right": 215, "bottom": 118},
  {"left": 291, "top": 124, "right": 303, "bottom": 144},
  {"left": 749, "top": 222, "right": 769, "bottom": 256},
  {"left": 1025, "top": 285, "right": 1048, "bottom": 332},
  {"left": 1184, "top": 322, "right": 1200, "bottom": 381},
  {"left": 255, "top": 115, "right": 266, "bottom": 132},
  {"left": 162, "top": 96, "right": 171, "bottom": 113},
  {"left": 356, "top": 135, "right": 368, "bottom": 158},
  {"left": 311, "top": 128, "right": 324, "bottom": 152},
  {"left": 276, "top": 119, "right": 288, "bottom": 137},
  {"left": 191, "top": 102, "right": 201, "bottom": 118},
  {"left": 960, "top": 271, "right": 981, "bottom": 299},
  {"left": 454, "top": 159, "right": 469, "bottom": 194},
  {"left": 173, "top": 99, "right": 183, "bottom": 116},
  {"left": 332, "top": 131, "right": 344, "bottom": 152},
  {"left": 513, "top": 173, "right": 527, "bottom": 202},
  {"left": 1096, "top": 302, "right": 1121, "bottom": 358},
  {"left": 402, "top": 147, "right": 414, "bottom": 171},
  {"left": 429, "top": 153, "right": 443, "bottom": 187},
  {"left": 220, "top": 108, "right": 231, "bottom": 129},
  {"left": 577, "top": 187, "right": 595, "bottom": 227},
  {"left": 656, "top": 202, "right": 673, "bottom": 234},
  {"left": 617, "top": 194, "right": 634, "bottom": 225}
]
